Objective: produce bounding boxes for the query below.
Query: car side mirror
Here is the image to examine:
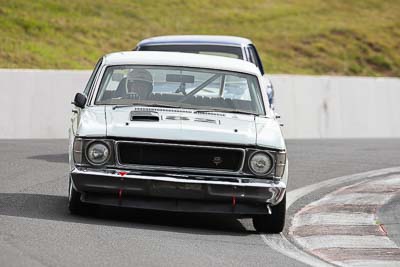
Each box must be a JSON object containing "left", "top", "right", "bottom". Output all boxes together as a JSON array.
[{"left": 72, "top": 93, "right": 87, "bottom": 108}]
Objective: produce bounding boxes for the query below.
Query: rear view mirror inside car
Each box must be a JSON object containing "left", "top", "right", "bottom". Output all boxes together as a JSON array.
[{"left": 166, "top": 74, "right": 195, "bottom": 83}]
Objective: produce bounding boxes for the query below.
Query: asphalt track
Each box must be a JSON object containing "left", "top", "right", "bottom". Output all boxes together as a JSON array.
[{"left": 1, "top": 139, "right": 400, "bottom": 267}]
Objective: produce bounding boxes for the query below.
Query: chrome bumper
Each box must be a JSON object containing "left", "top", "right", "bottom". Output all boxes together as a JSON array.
[{"left": 70, "top": 168, "right": 286, "bottom": 215}]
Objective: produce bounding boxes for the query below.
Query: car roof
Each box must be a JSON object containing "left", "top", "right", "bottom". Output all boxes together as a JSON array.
[
  {"left": 136, "top": 35, "right": 253, "bottom": 47},
  {"left": 103, "top": 51, "right": 261, "bottom": 76}
]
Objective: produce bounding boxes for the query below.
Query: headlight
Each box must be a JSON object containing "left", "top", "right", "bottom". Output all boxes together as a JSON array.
[
  {"left": 86, "top": 142, "right": 110, "bottom": 165},
  {"left": 248, "top": 152, "right": 273, "bottom": 176}
]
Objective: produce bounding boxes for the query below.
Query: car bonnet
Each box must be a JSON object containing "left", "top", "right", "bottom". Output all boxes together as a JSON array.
[{"left": 104, "top": 106, "right": 257, "bottom": 145}]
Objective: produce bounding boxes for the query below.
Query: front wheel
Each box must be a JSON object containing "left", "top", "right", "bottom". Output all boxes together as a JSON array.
[
  {"left": 252, "top": 194, "right": 286, "bottom": 233},
  {"left": 68, "top": 177, "right": 84, "bottom": 214}
]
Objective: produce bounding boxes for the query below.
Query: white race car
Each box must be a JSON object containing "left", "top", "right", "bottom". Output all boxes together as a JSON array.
[{"left": 69, "top": 51, "right": 288, "bottom": 233}]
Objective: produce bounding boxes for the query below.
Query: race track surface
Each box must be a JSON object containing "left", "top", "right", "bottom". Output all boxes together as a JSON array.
[{"left": 1, "top": 139, "right": 399, "bottom": 266}]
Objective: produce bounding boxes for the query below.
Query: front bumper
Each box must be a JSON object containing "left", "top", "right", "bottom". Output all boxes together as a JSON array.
[{"left": 70, "top": 168, "right": 286, "bottom": 215}]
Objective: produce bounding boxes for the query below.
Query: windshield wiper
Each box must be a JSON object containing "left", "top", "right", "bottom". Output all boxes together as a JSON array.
[
  {"left": 194, "top": 109, "right": 258, "bottom": 116},
  {"left": 224, "top": 110, "right": 259, "bottom": 116},
  {"left": 111, "top": 103, "right": 258, "bottom": 116},
  {"left": 112, "top": 102, "right": 184, "bottom": 110}
]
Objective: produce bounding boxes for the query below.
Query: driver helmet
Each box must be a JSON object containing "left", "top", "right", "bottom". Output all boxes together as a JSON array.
[{"left": 125, "top": 69, "right": 153, "bottom": 99}]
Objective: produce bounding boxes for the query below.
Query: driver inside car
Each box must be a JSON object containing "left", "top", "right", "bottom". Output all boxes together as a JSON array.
[{"left": 124, "top": 69, "right": 153, "bottom": 99}]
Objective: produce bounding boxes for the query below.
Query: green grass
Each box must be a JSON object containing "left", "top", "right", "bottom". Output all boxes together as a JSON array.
[{"left": 0, "top": 0, "right": 399, "bottom": 76}]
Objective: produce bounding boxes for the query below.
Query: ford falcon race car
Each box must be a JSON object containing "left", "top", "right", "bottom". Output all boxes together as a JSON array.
[{"left": 68, "top": 51, "right": 288, "bottom": 233}]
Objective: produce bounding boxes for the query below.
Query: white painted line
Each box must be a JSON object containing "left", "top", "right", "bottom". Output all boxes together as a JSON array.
[
  {"left": 295, "top": 235, "right": 398, "bottom": 250},
  {"left": 260, "top": 234, "right": 334, "bottom": 267},
  {"left": 334, "top": 260, "right": 400, "bottom": 267},
  {"left": 310, "top": 193, "right": 394, "bottom": 206},
  {"left": 365, "top": 175, "right": 400, "bottom": 186},
  {"left": 286, "top": 167, "right": 400, "bottom": 208},
  {"left": 292, "top": 212, "right": 375, "bottom": 227}
]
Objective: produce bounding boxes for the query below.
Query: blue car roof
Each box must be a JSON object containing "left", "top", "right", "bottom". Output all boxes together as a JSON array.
[{"left": 137, "top": 35, "right": 253, "bottom": 47}]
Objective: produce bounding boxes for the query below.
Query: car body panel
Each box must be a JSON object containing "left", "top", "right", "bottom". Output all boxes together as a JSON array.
[
  {"left": 75, "top": 106, "right": 107, "bottom": 137},
  {"left": 105, "top": 106, "right": 258, "bottom": 146},
  {"left": 255, "top": 117, "right": 286, "bottom": 150},
  {"left": 101, "top": 51, "right": 261, "bottom": 78},
  {"left": 136, "top": 35, "right": 253, "bottom": 47},
  {"left": 71, "top": 168, "right": 286, "bottom": 214}
]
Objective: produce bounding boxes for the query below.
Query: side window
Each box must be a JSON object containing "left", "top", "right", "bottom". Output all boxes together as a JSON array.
[
  {"left": 247, "top": 45, "right": 265, "bottom": 75},
  {"left": 83, "top": 58, "right": 103, "bottom": 96}
]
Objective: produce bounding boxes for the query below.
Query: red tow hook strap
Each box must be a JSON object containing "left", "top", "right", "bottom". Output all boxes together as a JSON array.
[
  {"left": 232, "top": 196, "right": 236, "bottom": 207},
  {"left": 117, "top": 171, "right": 127, "bottom": 203}
]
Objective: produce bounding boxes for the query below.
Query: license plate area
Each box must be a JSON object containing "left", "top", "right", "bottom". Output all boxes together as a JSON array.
[{"left": 150, "top": 181, "right": 204, "bottom": 198}]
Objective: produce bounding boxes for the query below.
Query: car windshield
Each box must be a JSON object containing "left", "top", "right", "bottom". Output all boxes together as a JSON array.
[
  {"left": 95, "top": 65, "right": 265, "bottom": 115},
  {"left": 139, "top": 45, "right": 243, "bottom": 59}
]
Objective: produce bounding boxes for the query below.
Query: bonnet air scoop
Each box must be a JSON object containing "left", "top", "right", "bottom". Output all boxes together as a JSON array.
[{"left": 130, "top": 111, "right": 160, "bottom": 122}]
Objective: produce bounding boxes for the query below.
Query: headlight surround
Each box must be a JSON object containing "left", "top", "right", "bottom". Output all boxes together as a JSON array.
[
  {"left": 73, "top": 138, "right": 83, "bottom": 164},
  {"left": 275, "top": 151, "right": 286, "bottom": 178},
  {"left": 86, "top": 141, "right": 111, "bottom": 166},
  {"left": 248, "top": 151, "right": 274, "bottom": 176}
]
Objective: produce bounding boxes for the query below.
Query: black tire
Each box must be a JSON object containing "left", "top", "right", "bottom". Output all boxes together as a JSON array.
[
  {"left": 252, "top": 194, "right": 286, "bottom": 233},
  {"left": 68, "top": 177, "right": 84, "bottom": 214}
]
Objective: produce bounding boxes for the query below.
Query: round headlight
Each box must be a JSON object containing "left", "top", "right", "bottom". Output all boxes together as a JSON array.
[
  {"left": 249, "top": 152, "right": 273, "bottom": 176},
  {"left": 86, "top": 142, "right": 110, "bottom": 165}
]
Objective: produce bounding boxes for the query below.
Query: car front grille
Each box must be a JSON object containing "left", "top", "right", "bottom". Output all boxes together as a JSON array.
[{"left": 117, "top": 141, "right": 244, "bottom": 172}]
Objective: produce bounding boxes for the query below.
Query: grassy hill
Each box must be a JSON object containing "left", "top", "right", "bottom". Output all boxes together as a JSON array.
[{"left": 0, "top": 0, "right": 399, "bottom": 76}]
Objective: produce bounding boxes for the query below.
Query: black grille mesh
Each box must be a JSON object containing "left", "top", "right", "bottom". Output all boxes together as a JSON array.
[{"left": 118, "top": 142, "right": 243, "bottom": 171}]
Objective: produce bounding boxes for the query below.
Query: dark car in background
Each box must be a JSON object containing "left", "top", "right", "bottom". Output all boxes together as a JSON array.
[{"left": 134, "top": 35, "right": 275, "bottom": 107}]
